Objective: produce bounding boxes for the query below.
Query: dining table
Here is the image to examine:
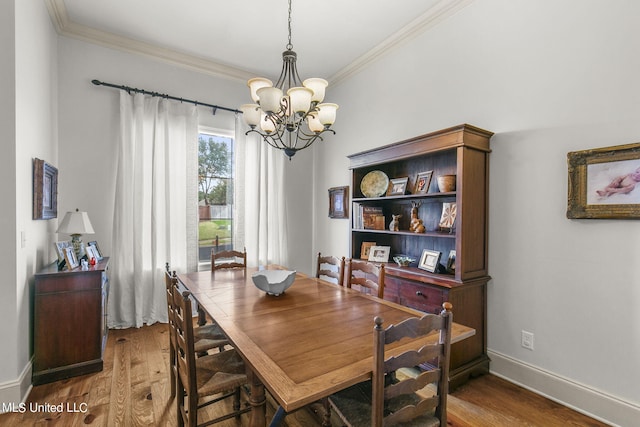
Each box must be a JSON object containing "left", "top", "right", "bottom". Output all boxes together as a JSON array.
[{"left": 177, "top": 266, "right": 475, "bottom": 427}]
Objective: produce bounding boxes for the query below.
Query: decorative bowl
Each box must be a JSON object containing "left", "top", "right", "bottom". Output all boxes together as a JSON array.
[
  {"left": 393, "top": 256, "right": 416, "bottom": 267},
  {"left": 252, "top": 270, "right": 297, "bottom": 296},
  {"left": 437, "top": 174, "right": 456, "bottom": 192}
]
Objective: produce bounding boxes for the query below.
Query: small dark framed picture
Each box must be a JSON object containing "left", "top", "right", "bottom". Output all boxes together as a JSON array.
[
  {"left": 33, "top": 158, "right": 58, "bottom": 220},
  {"left": 360, "top": 241, "right": 376, "bottom": 260},
  {"left": 88, "top": 241, "right": 104, "bottom": 260},
  {"left": 414, "top": 171, "right": 433, "bottom": 194},
  {"left": 418, "top": 249, "right": 441, "bottom": 273},
  {"left": 446, "top": 250, "right": 456, "bottom": 273},
  {"left": 388, "top": 177, "right": 409, "bottom": 196},
  {"left": 368, "top": 246, "right": 391, "bottom": 263},
  {"left": 329, "top": 186, "right": 349, "bottom": 219}
]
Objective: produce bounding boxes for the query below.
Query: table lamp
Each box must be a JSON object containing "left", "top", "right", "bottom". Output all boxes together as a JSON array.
[{"left": 57, "top": 209, "right": 95, "bottom": 260}]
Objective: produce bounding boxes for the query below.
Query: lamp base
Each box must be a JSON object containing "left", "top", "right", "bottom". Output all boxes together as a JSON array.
[{"left": 70, "top": 234, "right": 85, "bottom": 261}]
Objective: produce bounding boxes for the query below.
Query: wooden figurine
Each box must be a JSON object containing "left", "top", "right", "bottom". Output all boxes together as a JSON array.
[{"left": 408, "top": 201, "right": 425, "bottom": 233}]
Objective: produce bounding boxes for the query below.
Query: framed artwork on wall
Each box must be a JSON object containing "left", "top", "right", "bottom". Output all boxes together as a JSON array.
[
  {"left": 567, "top": 143, "right": 640, "bottom": 219},
  {"left": 329, "top": 186, "right": 349, "bottom": 219},
  {"left": 33, "top": 158, "right": 58, "bottom": 220}
]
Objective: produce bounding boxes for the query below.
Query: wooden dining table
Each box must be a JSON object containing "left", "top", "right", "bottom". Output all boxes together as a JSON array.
[{"left": 178, "top": 266, "right": 475, "bottom": 427}]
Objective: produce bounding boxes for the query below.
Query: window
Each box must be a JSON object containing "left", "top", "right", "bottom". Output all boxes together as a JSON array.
[{"left": 198, "top": 129, "right": 234, "bottom": 263}]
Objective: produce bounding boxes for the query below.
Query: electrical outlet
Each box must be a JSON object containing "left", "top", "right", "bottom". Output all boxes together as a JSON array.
[{"left": 521, "top": 330, "right": 534, "bottom": 350}]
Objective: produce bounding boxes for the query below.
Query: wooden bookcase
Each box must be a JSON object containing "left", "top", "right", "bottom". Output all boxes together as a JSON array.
[
  {"left": 33, "top": 257, "right": 110, "bottom": 385},
  {"left": 348, "top": 124, "right": 492, "bottom": 387}
]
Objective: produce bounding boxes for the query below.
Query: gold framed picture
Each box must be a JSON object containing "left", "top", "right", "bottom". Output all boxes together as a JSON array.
[{"left": 567, "top": 143, "right": 640, "bottom": 219}]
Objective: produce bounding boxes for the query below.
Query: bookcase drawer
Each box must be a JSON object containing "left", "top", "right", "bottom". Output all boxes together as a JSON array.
[{"left": 398, "top": 281, "right": 446, "bottom": 314}]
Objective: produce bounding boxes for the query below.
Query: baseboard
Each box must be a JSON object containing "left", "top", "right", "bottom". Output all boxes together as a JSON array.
[
  {"left": 0, "top": 360, "right": 32, "bottom": 413},
  {"left": 488, "top": 350, "right": 639, "bottom": 427}
]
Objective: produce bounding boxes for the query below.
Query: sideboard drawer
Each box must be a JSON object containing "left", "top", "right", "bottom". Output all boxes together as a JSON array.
[{"left": 398, "top": 282, "right": 446, "bottom": 314}]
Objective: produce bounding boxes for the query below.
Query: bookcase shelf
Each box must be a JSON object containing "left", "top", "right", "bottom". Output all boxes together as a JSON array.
[{"left": 348, "top": 124, "right": 493, "bottom": 388}]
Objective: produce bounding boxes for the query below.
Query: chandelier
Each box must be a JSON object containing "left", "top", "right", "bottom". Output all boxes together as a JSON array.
[{"left": 240, "top": 0, "right": 338, "bottom": 159}]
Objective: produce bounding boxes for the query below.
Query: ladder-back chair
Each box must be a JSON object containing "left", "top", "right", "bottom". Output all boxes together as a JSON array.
[
  {"left": 345, "top": 259, "right": 385, "bottom": 299},
  {"left": 211, "top": 247, "right": 247, "bottom": 271},
  {"left": 316, "top": 252, "right": 346, "bottom": 286},
  {"left": 329, "top": 302, "right": 453, "bottom": 427},
  {"left": 173, "top": 289, "right": 251, "bottom": 426}
]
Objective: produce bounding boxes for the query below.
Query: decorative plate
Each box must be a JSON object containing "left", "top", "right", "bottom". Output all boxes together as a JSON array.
[{"left": 360, "top": 170, "right": 389, "bottom": 198}]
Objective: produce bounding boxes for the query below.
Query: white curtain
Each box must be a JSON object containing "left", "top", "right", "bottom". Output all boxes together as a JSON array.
[
  {"left": 234, "top": 115, "right": 289, "bottom": 267},
  {"left": 109, "top": 92, "right": 199, "bottom": 328}
]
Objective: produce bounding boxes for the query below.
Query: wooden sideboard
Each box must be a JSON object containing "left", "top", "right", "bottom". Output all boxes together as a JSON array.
[{"left": 33, "top": 257, "right": 110, "bottom": 385}]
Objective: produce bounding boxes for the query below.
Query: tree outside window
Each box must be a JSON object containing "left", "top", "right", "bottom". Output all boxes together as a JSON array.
[{"left": 198, "top": 132, "right": 234, "bottom": 262}]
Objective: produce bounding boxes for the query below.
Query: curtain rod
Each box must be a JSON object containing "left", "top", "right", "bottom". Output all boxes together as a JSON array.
[{"left": 91, "top": 79, "right": 242, "bottom": 115}]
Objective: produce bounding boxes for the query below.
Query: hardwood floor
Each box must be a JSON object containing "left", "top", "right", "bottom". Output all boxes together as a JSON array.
[{"left": 0, "top": 323, "right": 609, "bottom": 426}]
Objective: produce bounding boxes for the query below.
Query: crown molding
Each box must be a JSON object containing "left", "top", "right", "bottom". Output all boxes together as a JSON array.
[
  {"left": 329, "top": 0, "right": 475, "bottom": 86},
  {"left": 45, "top": 0, "right": 474, "bottom": 86},
  {"left": 44, "top": 0, "right": 254, "bottom": 83}
]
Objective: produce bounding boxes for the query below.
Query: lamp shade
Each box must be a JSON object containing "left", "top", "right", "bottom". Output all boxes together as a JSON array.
[{"left": 57, "top": 209, "right": 95, "bottom": 235}]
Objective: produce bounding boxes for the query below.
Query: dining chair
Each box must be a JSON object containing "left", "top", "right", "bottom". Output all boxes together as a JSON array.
[
  {"left": 173, "top": 288, "right": 251, "bottom": 426},
  {"left": 164, "top": 268, "right": 229, "bottom": 399},
  {"left": 211, "top": 247, "right": 247, "bottom": 271},
  {"left": 345, "top": 259, "right": 385, "bottom": 299},
  {"left": 329, "top": 302, "right": 453, "bottom": 427},
  {"left": 316, "top": 252, "right": 346, "bottom": 286}
]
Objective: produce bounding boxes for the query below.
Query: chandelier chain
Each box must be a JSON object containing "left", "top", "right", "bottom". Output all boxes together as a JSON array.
[{"left": 286, "top": 0, "right": 293, "bottom": 50}]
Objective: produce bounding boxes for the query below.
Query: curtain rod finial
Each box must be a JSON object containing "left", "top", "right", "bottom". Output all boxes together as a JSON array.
[{"left": 91, "top": 79, "right": 102, "bottom": 86}]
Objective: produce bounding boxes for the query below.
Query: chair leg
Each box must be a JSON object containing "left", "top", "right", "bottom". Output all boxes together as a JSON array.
[
  {"left": 176, "top": 377, "right": 185, "bottom": 427},
  {"left": 322, "top": 397, "right": 332, "bottom": 427},
  {"left": 169, "top": 346, "right": 176, "bottom": 399},
  {"left": 233, "top": 387, "right": 241, "bottom": 412},
  {"left": 189, "top": 390, "right": 198, "bottom": 427}
]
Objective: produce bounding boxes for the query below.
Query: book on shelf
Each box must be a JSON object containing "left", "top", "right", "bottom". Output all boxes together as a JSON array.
[{"left": 363, "top": 206, "right": 385, "bottom": 230}]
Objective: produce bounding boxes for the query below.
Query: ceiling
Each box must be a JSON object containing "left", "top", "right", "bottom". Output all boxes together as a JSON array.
[{"left": 46, "top": 0, "right": 472, "bottom": 84}]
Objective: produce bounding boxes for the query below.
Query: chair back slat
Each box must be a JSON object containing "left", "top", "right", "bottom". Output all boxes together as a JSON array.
[{"left": 384, "top": 315, "right": 445, "bottom": 344}]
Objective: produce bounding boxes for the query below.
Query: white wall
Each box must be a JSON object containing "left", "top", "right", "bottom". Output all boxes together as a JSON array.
[
  {"left": 0, "top": 0, "right": 58, "bottom": 404},
  {"left": 313, "top": 0, "right": 640, "bottom": 425},
  {"left": 0, "top": 0, "right": 18, "bottom": 390}
]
